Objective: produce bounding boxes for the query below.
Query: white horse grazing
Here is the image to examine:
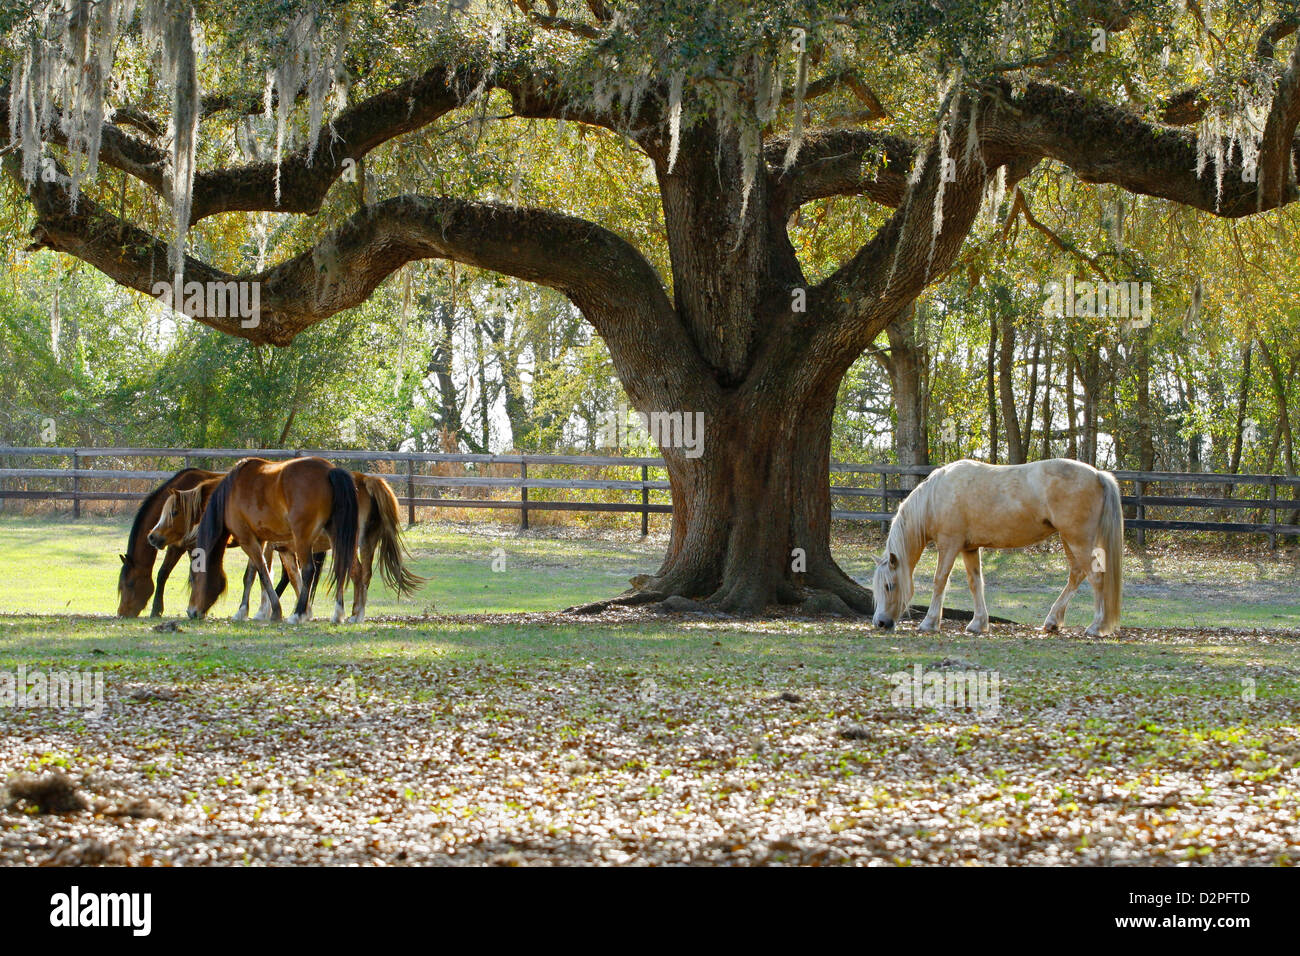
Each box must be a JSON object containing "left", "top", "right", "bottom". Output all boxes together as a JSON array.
[{"left": 871, "top": 459, "right": 1124, "bottom": 636}]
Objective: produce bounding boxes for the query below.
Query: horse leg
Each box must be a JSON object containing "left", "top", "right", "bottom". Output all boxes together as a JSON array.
[
  {"left": 238, "top": 539, "right": 282, "bottom": 621},
  {"left": 1044, "top": 539, "right": 1086, "bottom": 633},
  {"left": 961, "top": 549, "right": 989, "bottom": 634},
  {"left": 349, "top": 537, "right": 374, "bottom": 624},
  {"left": 258, "top": 546, "right": 298, "bottom": 620},
  {"left": 919, "top": 543, "right": 959, "bottom": 633},
  {"left": 150, "top": 545, "right": 185, "bottom": 617},
  {"left": 1083, "top": 547, "right": 1109, "bottom": 638},
  {"left": 288, "top": 542, "right": 317, "bottom": 624},
  {"left": 309, "top": 550, "right": 326, "bottom": 609},
  {"left": 233, "top": 553, "right": 258, "bottom": 621}
]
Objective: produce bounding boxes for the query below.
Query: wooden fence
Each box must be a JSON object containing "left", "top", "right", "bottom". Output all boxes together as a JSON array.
[{"left": 1, "top": 447, "right": 1298, "bottom": 546}]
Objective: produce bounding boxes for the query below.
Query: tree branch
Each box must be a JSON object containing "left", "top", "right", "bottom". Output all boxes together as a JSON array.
[
  {"left": 767, "top": 128, "right": 916, "bottom": 211},
  {"left": 990, "top": 81, "right": 1300, "bottom": 217}
]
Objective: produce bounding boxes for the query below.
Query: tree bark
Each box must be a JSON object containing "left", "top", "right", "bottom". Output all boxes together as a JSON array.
[
  {"left": 999, "top": 311, "right": 1025, "bottom": 464},
  {"left": 1040, "top": 328, "right": 1054, "bottom": 459},
  {"left": 986, "top": 312, "right": 999, "bottom": 463},
  {"left": 884, "top": 305, "right": 930, "bottom": 488},
  {"left": 1230, "top": 341, "right": 1253, "bottom": 475}
]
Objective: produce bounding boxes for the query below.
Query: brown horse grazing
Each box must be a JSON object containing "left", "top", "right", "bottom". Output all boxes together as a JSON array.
[
  {"left": 191, "top": 457, "right": 358, "bottom": 623},
  {"left": 147, "top": 478, "right": 315, "bottom": 620},
  {"left": 152, "top": 471, "right": 422, "bottom": 623},
  {"left": 347, "top": 472, "right": 424, "bottom": 622},
  {"left": 117, "top": 468, "right": 221, "bottom": 617}
]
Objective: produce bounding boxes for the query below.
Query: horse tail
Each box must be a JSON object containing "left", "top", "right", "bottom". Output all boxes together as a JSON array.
[
  {"left": 362, "top": 475, "right": 424, "bottom": 597},
  {"left": 327, "top": 468, "right": 359, "bottom": 603},
  {"left": 193, "top": 465, "right": 239, "bottom": 610},
  {"left": 1097, "top": 470, "right": 1124, "bottom": 634}
]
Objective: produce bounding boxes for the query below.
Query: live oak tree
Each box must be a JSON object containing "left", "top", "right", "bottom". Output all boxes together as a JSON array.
[{"left": 4, "top": 0, "right": 1300, "bottom": 613}]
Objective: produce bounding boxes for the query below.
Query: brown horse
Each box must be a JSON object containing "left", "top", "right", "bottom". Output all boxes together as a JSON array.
[
  {"left": 347, "top": 471, "right": 424, "bottom": 621},
  {"left": 190, "top": 457, "right": 359, "bottom": 623},
  {"left": 147, "top": 477, "right": 317, "bottom": 620},
  {"left": 152, "top": 470, "right": 421, "bottom": 623},
  {"left": 117, "top": 468, "right": 220, "bottom": 617}
]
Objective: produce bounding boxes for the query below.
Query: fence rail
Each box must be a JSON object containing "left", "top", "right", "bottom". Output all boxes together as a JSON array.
[{"left": 1, "top": 447, "right": 1298, "bottom": 545}]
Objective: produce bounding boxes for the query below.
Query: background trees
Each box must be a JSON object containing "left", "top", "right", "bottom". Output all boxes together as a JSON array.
[{"left": 3, "top": 1, "right": 1299, "bottom": 609}]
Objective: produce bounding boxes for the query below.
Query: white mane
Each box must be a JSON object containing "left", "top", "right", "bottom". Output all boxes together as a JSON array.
[{"left": 885, "top": 470, "right": 940, "bottom": 564}]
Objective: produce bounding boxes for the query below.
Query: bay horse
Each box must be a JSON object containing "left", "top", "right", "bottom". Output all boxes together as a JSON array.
[
  {"left": 153, "top": 467, "right": 420, "bottom": 623},
  {"left": 119, "top": 467, "right": 298, "bottom": 617},
  {"left": 871, "top": 459, "right": 1124, "bottom": 637},
  {"left": 146, "top": 476, "right": 319, "bottom": 621},
  {"left": 117, "top": 467, "right": 222, "bottom": 617}
]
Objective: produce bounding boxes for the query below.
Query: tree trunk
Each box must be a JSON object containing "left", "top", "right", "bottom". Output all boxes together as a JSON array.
[
  {"left": 885, "top": 306, "right": 929, "bottom": 488},
  {"left": 1040, "top": 328, "right": 1054, "bottom": 459},
  {"left": 1065, "top": 342, "right": 1078, "bottom": 459},
  {"left": 1135, "top": 327, "right": 1155, "bottom": 471},
  {"left": 1081, "top": 345, "right": 1099, "bottom": 466},
  {"left": 999, "top": 312, "right": 1025, "bottom": 464},
  {"left": 610, "top": 349, "right": 868, "bottom": 615},
  {"left": 1022, "top": 325, "right": 1041, "bottom": 460},
  {"left": 1230, "top": 341, "right": 1253, "bottom": 475},
  {"left": 986, "top": 312, "right": 999, "bottom": 463}
]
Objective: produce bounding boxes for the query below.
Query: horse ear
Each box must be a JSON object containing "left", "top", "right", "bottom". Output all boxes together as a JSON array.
[
  {"left": 888, "top": 552, "right": 898, "bottom": 570},
  {"left": 119, "top": 553, "right": 129, "bottom": 565},
  {"left": 874, "top": 554, "right": 887, "bottom": 568}
]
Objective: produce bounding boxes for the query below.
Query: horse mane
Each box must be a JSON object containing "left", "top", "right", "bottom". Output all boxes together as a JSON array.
[
  {"left": 886, "top": 468, "right": 940, "bottom": 564},
  {"left": 126, "top": 467, "right": 205, "bottom": 563},
  {"left": 193, "top": 462, "right": 246, "bottom": 605}
]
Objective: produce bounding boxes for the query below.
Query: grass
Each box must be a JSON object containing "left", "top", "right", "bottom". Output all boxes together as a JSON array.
[
  {"left": 1, "top": 515, "right": 1297, "bottom": 865},
  {"left": 0, "top": 514, "right": 1296, "bottom": 628}
]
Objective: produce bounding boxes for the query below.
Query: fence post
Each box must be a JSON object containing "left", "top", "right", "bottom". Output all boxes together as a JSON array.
[
  {"left": 641, "top": 463, "right": 649, "bottom": 537},
  {"left": 520, "top": 459, "right": 529, "bottom": 531},
  {"left": 879, "top": 469, "right": 889, "bottom": 536},
  {"left": 406, "top": 458, "right": 415, "bottom": 527},
  {"left": 71, "top": 450, "right": 80, "bottom": 519},
  {"left": 1268, "top": 478, "right": 1278, "bottom": 550},
  {"left": 1135, "top": 479, "right": 1146, "bottom": 550}
]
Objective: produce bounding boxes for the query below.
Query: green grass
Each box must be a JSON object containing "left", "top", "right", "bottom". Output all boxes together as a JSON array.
[
  {"left": 0, "top": 514, "right": 1296, "bottom": 629},
  {"left": 1, "top": 515, "right": 1297, "bottom": 865},
  {"left": 0, "top": 515, "right": 662, "bottom": 617}
]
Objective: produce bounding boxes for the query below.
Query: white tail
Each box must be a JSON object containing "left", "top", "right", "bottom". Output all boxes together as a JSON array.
[{"left": 1097, "top": 471, "right": 1124, "bottom": 634}]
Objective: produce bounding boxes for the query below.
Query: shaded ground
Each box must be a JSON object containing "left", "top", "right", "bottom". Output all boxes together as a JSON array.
[
  {"left": 2, "top": 610, "right": 1298, "bottom": 866},
  {"left": 1, "top": 517, "right": 1296, "bottom": 865}
]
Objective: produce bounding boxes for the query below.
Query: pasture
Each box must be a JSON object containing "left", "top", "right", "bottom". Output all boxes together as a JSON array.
[{"left": 1, "top": 516, "right": 1298, "bottom": 865}]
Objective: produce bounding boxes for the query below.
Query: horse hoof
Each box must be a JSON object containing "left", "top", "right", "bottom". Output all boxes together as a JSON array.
[
  {"left": 1042, "top": 621, "right": 1059, "bottom": 633},
  {"left": 918, "top": 622, "right": 938, "bottom": 634},
  {"left": 347, "top": 614, "right": 364, "bottom": 625},
  {"left": 233, "top": 608, "right": 248, "bottom": 621},
  {"left": 965, "top": 621, "right": 987, "bottom": 635}
]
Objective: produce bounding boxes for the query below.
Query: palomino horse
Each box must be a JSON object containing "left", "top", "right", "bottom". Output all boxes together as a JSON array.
[
  {"left": 871, "top": 459, "right": 1124, "bottom": 637},
  {"left": 151, "top": 468, "right": 420, "bottom": 623},
  {"left": 147, "top": 477, "right": 321, "bottom": 621}
]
